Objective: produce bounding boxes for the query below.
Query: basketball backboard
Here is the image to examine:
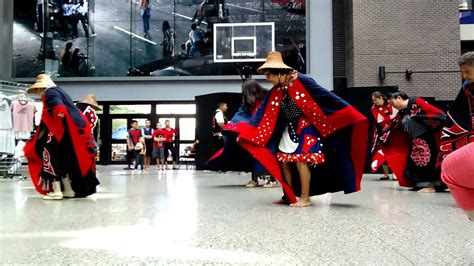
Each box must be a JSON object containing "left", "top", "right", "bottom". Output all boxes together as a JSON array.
[{"left": 213, "top": 22, "right": 275, "bottom": 63}]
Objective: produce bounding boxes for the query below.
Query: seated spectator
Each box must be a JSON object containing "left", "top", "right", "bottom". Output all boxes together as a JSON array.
[
  {"left": 70, "top": 47, "right": 90, "bottom": 75},
  {"left": 60, "top": 42, "right": 73, "bottom": 68}
]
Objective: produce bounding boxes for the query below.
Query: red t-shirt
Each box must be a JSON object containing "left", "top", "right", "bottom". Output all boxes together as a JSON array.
[
  {"left": 128, "top": 129, "right": 141, "bottom": 145},
  {"left": 163, "top": 127, "right": 176, "bottom": 143},
  {"left": 152, "top": 129, "right": 166, "bottom": 148}
]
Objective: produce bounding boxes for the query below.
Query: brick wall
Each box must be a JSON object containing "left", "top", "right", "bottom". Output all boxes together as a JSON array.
[{"left": 346, "top": 0, "right": 461, "bottom": 100}]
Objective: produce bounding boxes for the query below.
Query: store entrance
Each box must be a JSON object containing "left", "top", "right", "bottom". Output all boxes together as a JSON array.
[
  {"left": 109, "top": 116, "right": 150, "bottom": 164},
  {"left": 97, "top": 102, "right": 196, "bottom": 165}
]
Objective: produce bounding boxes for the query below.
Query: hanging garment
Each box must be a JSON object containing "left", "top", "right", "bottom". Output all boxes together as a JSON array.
[
  {"left": 0, "top": 98, "right": 15, "bottom": 154},
  {"left": 0, "top": 98, "right": 13, "bottom": 129},
  {"left": 11, "top": 99, "right": 36, "bottom": 132}
]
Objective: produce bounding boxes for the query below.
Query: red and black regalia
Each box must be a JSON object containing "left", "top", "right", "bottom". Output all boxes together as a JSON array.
[
  {"left": 76, "top": 102, "right": 99, "bottom": 144},
  {"left": 24, "top": 87, "right": 99, "bottom": 197},
  {"left": 212, "top": 73, "right": 368, "bottom": 203},
  {"left": 378, "top": 97, "right": 447, "bottom": 188},
  {"left": 208, "top": 98, "right": 264, "bottom": 173},
  {"left": 370, "top": 102, "right": 398, "bottom": 169},
  {"left": 438, "top": 81, "right": 474, "bottom": 164}
]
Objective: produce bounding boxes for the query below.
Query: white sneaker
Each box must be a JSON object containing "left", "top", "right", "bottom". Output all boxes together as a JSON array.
[
  {"left": 263, "top": 181, "right": 278, "bottom": 188},
  {"left": 43, "top": 191, "right": 63, "bottom": 200},
  {"left": 63, "top": 190, "right": 75, "bottom": 198},
  {"left": 245, "top": 180, "right": 258, "bottom": 188}
]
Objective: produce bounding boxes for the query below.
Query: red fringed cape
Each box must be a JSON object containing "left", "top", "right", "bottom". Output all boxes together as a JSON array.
[{"left": 24, "top": 87, "right": 97, "bottom": 196}]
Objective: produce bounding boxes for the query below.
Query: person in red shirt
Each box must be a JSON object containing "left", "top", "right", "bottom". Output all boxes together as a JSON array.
[
  {"left": 152, "top": 122, "right": 166, "bottom": 170},
  {"left": 163, "top": 120, "right": 179, "bottom": 170},
  {"left": 126, "top": 120, "right": 141, "bottom": 169}
]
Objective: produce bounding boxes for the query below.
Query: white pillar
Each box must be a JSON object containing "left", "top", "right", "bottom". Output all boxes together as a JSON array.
[{"left": 307, "top": 0, "right": 334, "bottom": 90}]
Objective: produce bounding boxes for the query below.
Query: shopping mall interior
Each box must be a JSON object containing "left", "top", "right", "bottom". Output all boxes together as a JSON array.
[{"left": 1, "top": 0, "right": 473, "bottom": 264}]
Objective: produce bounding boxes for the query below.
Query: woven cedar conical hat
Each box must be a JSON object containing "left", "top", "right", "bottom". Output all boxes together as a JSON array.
[
  {"left": 27, "top": 74, "right": 56, "bottom": 93},
  {"left": 80, "top": 93, "right": 101, "bottom": 111},
  {"left": 257, "top": 51, "right": 293, "bottom": 73}
]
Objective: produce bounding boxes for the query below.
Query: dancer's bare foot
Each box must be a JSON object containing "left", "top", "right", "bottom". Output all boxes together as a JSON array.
[
  {"left": 417, "top": 187, "right": 436, "bottom": 193},
  {"left": 290, "top": 198, "right": 312, "bottom": 207},
  {"left": 272, "top": 198, "right": 290, "bottom": 205}
]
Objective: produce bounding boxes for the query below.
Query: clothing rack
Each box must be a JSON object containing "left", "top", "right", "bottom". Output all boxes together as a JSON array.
[
  {"left": 0, "top": 80, "right": 30, "bottom": 179},
  {"left": 0, "top": 80, "right": 29, "bottom": 93}
]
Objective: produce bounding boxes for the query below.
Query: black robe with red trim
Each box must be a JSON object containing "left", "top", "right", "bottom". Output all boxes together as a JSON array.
[
  {"left": 219, "top": 73, "right": 368, "bottom": 203},
  {"left": 438, "top": 82, "right": 474, "bottom": 165},
  {"left": 380, "top": 97, "right": 446, "bottom": 188},
  {"left": 24, "top": 87, "right": 99, "bottom": 197}
]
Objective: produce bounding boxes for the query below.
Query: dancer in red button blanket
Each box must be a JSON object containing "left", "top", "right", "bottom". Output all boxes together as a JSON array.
[
  {"left": 24, "top": 74, "right": 99, "bottom": 200},
  {"left": 208, "top": 79, "right": 278, "bottom": 188},
  {"left": 222, "top": 52, "right": 368, "bottom": 207}
]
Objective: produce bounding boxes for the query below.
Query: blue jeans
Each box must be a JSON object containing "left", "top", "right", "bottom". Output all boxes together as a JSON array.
[
  {"left": 142, "top": 8, "right": 150, "bottom": 33},
  {"left": 135, "top": 154, "right": 144, "bottom": 170}
]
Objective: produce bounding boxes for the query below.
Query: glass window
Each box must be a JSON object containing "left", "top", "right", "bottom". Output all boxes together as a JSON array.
[
  {"left": 132, "top": 118, "right": 148, "bottom": 129},
  {"left": 96, "top": 137, "right": 101, "bottom": 162},
  {"left": 158, "top": 118, "right": 176, "bottom": 129},
  {"left": 12, "top": 1, "right": 307, "bottom": 78},
  {"left": 111, "top": 143, "right": 127, "bottom": 161},
  {"left": 111, "top": 119, "right": 128, "bottom": 140},
  {"left": 179, "top": 118, "right": 195, "bottom": 141},
  {"left": 95, "top": 105, "right": 104, "bottom": 115},
  {"left": 156, "top": 104, "right": 196, "bottom": 114},
  {"left": 179, "top": 144, "right": 190, "bottom": 157},
  {"left": 110, "top": 105, "right": 151, "bottom": 114}
]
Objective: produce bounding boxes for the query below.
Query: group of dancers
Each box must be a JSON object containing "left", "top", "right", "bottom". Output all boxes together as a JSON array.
[
  {"left": 368, "top": 52, "right": 474, "bottom": 221},
  {"left": 24, "top": 51, "right": 474, "bottom": 221},
  {"left": 209, "top": 51, "right": 474, "bottom": 219}
]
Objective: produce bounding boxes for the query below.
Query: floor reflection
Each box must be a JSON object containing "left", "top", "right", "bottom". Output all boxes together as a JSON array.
[{"left": 0, "top": 167, "right": 473, "bottom": 264}]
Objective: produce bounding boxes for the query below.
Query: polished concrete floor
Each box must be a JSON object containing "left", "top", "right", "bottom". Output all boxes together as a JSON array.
[{"left": 1, "top": 166, "right": 473, "bottom": 264}]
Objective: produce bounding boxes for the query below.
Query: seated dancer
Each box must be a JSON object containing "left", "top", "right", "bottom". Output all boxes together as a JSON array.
[
  {"left": 24, "top": 74, "right": 99, "bottom": 200},
  {"left": 370, "top": 91, "right": 398, "bottom": 181},
  {"left": 208, "top": 79, "right": 278, "bottom": 188},
  {"left": 213, "top": 51, "right": 368, "bottom": 207},
  {"left": 387, "top": 91, "right": 447, "bottom": 193},
  {"left": 440, "top": 52, "right": 474, "bottom": 221}
]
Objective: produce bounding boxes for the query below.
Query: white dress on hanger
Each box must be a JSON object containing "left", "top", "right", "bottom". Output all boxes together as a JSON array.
[{"left": 0, "top": 97, "right": 15, "bottom": 154}]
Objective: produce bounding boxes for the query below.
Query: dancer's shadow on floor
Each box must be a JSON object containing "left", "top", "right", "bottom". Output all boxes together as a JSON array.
[{"left": 326, "top": 203, "right": 359, "bottom": 208}]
